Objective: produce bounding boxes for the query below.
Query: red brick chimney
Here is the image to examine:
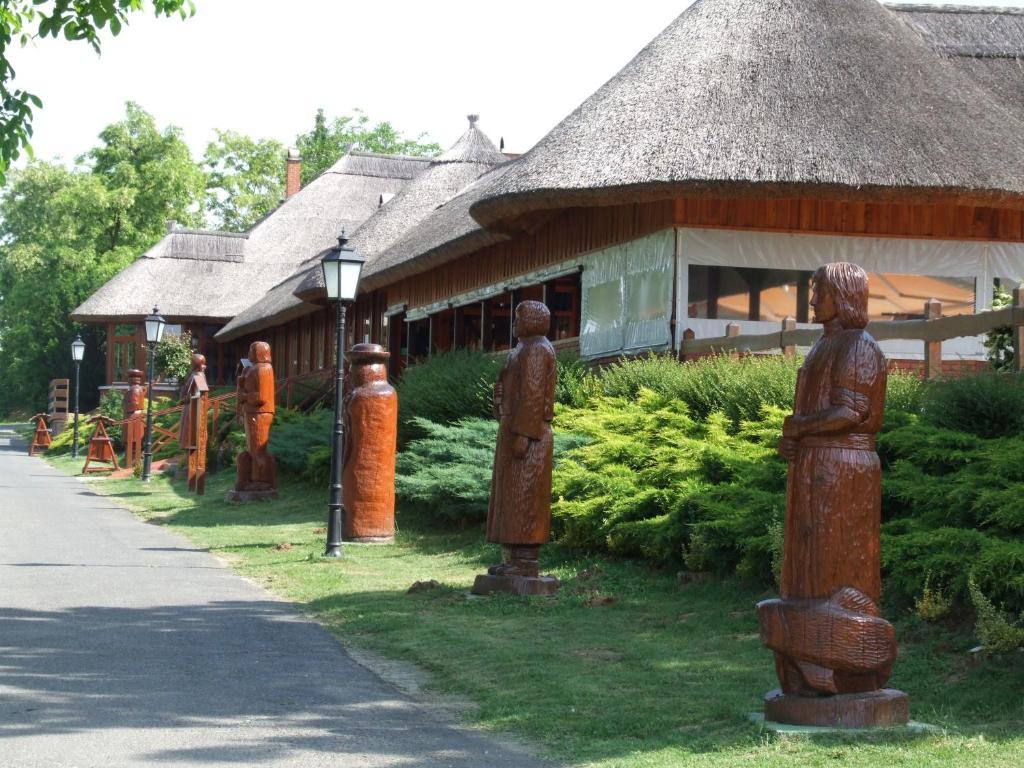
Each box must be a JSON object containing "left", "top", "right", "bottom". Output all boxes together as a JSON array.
[{"left": 285, "top": 148, "right": 301, "bottom": 198}]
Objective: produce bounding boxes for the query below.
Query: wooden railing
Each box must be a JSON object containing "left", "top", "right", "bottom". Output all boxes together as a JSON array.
[{"left": 680, "top": 288, "right": 1024, "bottom": 379}]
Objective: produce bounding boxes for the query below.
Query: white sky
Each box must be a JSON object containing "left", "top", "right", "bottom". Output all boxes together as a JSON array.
[{"left": 8, "top": 0, "right": 1023, "bottom": 165}]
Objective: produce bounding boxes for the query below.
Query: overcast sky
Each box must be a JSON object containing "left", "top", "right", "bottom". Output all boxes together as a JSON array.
[{"left": 7, "top": 0, "right": 1021, "bottom": 165}]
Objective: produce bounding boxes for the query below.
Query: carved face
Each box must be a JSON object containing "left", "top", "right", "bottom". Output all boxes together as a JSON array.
[
  {"left": 810, "top": 280, "right": 837, "bottom": 325},
  {"left": 127, "top": 369, "right": 144, "bottom": 385},
  {"left": 191, "top": 354, "right": 207, "bottom": 372},
  {"left": 250, "top": 341, "right": 272, "bottom": 364},
  {"left": 513, "top": 300, "right": 550, "bottom": 339}
]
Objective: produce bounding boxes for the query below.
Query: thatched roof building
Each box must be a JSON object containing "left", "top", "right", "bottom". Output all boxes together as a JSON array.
[
  {"left": 72, "top": 151, "right": 427, "bottom": 325},
  {"left": 215, "top": 116, "right": 506, "bottom": 342},
  {"left": 471, "top": 0, "right": 1024, "bottom": 232}
]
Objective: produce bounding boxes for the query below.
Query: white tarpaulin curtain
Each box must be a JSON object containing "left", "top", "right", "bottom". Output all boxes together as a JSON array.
[
  {"left": 676, "top": 228, "right": 1024, "bottom": 315},
  {"left": 580, "top": 229, "right": 674, "bottom": 358}
]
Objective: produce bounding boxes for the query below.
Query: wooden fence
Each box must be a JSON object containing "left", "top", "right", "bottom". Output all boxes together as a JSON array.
[{"left": 679, "top": 288, "right": 1024, "bottom": 379}]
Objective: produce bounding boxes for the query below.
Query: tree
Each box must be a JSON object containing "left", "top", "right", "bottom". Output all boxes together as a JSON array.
[
  {"left": 295, "top": 109, "right": 441, "bottom": 186},
  {"left": 203, "top": 130, "right": 286, "bottom": 232},
  {"left": 0, "top": 103, "right": 205, "bottom": 415},
  {"left": 0, "top": 1, "right": 195, "bottom": 181}
]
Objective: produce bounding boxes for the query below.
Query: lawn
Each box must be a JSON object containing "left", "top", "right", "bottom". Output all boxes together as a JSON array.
[{"left": 47, "top": 455, "right": 1024, "bottom": 768}]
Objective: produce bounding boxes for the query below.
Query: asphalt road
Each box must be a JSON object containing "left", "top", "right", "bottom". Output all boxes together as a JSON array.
[{"left": 0, "top": 428, "right": 555, "bottom": 768}]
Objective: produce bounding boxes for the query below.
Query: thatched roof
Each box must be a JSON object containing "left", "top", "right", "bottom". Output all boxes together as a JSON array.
[
  {"left": 216, "top": 118, "right": 505, "bottom": 341},
  {"left": 359, "top": 163, "right": 514, "bottom": 292},
  {"left": 291, "top": 116, "right": 506, "bottom": 304},
  {"left": 471, "top": 0, "right": 1024, "bottom": 231},
  {"left": 891, "top": 4, "right": 1024, "bottom": 122},
  {"left": 72, "top": 152, "right": 426, "bottom": 324}
]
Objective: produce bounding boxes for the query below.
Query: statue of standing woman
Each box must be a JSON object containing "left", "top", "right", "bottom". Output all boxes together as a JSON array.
[
  {"left": 757, "top": 262, "right": 908, "bottom": 728},
  {"left": 472, "top": 300, "right": 558, "bottom": 597}
]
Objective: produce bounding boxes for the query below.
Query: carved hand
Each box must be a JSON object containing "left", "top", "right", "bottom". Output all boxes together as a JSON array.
[
  {"left": 778, "top": 437, "right": 797, "bottom": 461},
  {"left": 782, "top": 415, "right": 803, "bottom": 439},
  {"left": 511, "top": 434, "right": 530, "bottom": 458}
]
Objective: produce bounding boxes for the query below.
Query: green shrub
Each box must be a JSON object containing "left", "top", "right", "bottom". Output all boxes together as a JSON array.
[
  {"left": 885, "top": 370, "right": 925, "bottom": 414},
  {"left": 968, "top": 575, "right": 1024, "bottom": 652},
  {"left": 552, "top": 390, "right": 787, "bottom": 575},
  {"left": 154, "top": 331, "right": 194, "bottom": 380},
  {"left": 396, "top": 350, "right": 503, "bottom": 445},
  {"left": 395, "top": 416, "right": 586, "bottom": 523},
  {"left": 268, "top": 408, "right": 333, "bottom": 477},
  {"left": 921, "top": 373, "right": 1024, "bottom": 438},
  {"left": 597, "top": 354, "right": 799, "bottom": 427},
  {"left": 984, "top": 286, "right": 1015, "bottom": 372},
  {"left": 555, "top": 352, "right": 600, "bottom": 408}
]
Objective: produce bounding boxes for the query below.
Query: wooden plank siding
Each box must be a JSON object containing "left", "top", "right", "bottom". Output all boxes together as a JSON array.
[{"left": 381, "top": 197, "right": 1024, "bottom": 313}]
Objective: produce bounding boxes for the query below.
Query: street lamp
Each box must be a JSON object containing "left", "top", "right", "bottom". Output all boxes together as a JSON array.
[
  {"left": 321, "top": 232, "right": 365, "bottom": 557},
  {"left": 70, "top": 335, "right": 85, "bottom": 458},
  {"left": 141, "top": 306, "right": 166, "bottom": 482}
]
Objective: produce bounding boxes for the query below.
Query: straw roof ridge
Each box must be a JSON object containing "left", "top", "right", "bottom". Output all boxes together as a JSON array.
[
  {"left": 471, "top": 0, "right": 1024, "bottom": 230},
  {"left": 890, "top": 3, "right": 1024, "bottom": 57},
  {"left": 147, "top": 229, "right": 247, "bottom": 263},
  {"left": 290, "top": 118, "right": 506, "bottom": 302},
  {"left": 325, "top": 151, "right": 432, "bottom": 180},
  {"left": 886, "top": 4, "right": 1024, "bottom": 17},
  {"left": 434, "top": 115, "right": 508, "bottom": 164},
  {"left": 360, "top": 163, "right": 515, "bottom": 291}
]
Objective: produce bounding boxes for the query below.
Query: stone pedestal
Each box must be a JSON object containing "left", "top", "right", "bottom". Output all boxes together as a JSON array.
[
  {"left": 471, "top": 573, "right": 559, "bottom": 597},
  {"left": 225, "top": 488, "right": 279, "bottom": 503},
  {"left": 764, "top": 688, "right": 909, "bottom": 729}
]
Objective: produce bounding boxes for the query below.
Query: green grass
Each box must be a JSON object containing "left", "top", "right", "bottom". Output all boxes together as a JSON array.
[{"left": 45, "top": 457, "right": 1024, "bottom": 768}]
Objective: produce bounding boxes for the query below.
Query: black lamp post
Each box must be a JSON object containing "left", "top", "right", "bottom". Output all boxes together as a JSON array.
[
  {"left": 321, "top": 233, "right": 365, "bottom": 557},
  {"left": 141, "top": 307, "right": 166, "bottom": 482},
  {"left": 70, "top": 335, "right": 85, "bottom": 458}
]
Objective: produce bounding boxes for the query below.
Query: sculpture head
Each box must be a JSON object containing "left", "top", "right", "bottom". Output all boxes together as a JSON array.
[
  {"left": 249, "top": 341, "right": 272, "bottom": 364},
  {"left": 191, "top": 353, "right": 207, "bottom": 372},
  {"left": 127, "top": 369, "right": 144, "bottom": 385},
  {"left": 512, "top": 300, "right": 550, "bottom": 339},
  {"left": 348, "top": 343, "right": 390, "bottom": 386},
  {"left": 811, "top": 263, "right": 869, "bottom": 329}
]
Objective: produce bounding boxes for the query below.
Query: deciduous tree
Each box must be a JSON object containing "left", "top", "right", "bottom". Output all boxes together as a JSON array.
[{"left": 203, "top": 130, "right": 285, "bottom": 232}]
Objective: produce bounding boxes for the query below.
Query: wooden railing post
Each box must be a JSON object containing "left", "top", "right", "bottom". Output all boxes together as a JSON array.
[
  {"left": 781, "top": 316, "right": 796, "bottom": 359},
  {"left": 680, "top": 328, "right": 695, "bottom": 362},
  {"left": 1015, "top": 287, "right": 1024, "bottom": 374},
  {"left": 726, "top": 322, "right": 740, "bottom": 360},
  {"left": 924, "top": 298, "right": 942, "bottom": 380}
]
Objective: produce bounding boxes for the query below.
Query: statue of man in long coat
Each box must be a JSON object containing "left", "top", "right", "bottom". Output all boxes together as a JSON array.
[
  {"left": 757, "top": 262, "right": 907, "bottom": 728},
  {"left": 472, "top": 300, "right": 558, "bottom": 596}
]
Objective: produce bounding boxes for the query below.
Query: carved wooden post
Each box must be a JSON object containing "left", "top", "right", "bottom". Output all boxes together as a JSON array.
[
  {"left": 726, "top": 322, "right": 741, "bottom": 360},
  {"left": 782, "top": 316, "right": 797, "bottom": 359},
  {"left": 343, "top": 344, "right": 398, "bottom": 542},
  {"left": 924, "top": 299, "right": 942, "bottom": 380},
  {"left": 680, "top": 328, "right": 695, "bottom": 362},
  {"left": 1014, "top": 287, "right": 1024, "bottom": 374}
]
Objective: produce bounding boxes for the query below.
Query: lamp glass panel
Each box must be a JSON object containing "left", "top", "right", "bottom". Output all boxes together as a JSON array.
[
  {"left": 322, "top": 259, "right": 340, "bottom": 300},
  {"left": 145, "top": 315, "right": 166, "bottom": 344},
  {"left": 339, "top": 260, "right": 362, "bottom": 301},
  {"left": 71, "top": 338, "right": 85, "bottom": 361}
]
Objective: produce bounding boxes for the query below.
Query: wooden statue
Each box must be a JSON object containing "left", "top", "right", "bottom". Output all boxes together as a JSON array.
[
  {"left": 343, "top": 343, "right": 398, "bottom": 542},
  {"left": 757, "top": 262, "right": 908, "bottom": 728},
  {"left": 28, "top": 414, "right": 51, "bottom": 456},
  {"left": 178, "top": 354, "right": 209, "bottom": 495},
  {"left": 82, "top": 416, "right": 120, "bottom": 474},
  {"left": 123, "top": 368, "right": 146, "bottom": 467},
  {"left": 472, "top": 301, "right": 558, "bottom": 597},
  {"left": 227, "top": 341, "right": 278, "bottom": 501}
]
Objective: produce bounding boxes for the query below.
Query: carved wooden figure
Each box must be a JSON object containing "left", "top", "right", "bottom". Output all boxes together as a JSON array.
[
  {"left": 123, "top": 369, "right": 146, "bottom": 467},
  {"left": 342, "top": 343, "right": 398, "bottom": 542},
  {"left": 178, "top": 354, "right": 209, "bottom": 496},
  {"left": 757, "top": 262, "right": 908, "bottom": 728},
  {"left": 227, "top": 341, "right": 278, "bottom": 501},
  {"left": 28, "top": 414, "right": 51, "bottom": 456},
  {"left": 472, "top": 301, "right": 559, "bottom": 597},
  {"left": 82, "top": 416, "right": 119, "bottom": 474}
]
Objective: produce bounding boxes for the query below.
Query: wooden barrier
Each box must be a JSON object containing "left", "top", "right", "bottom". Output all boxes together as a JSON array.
[
  {"left": 28, "top": 414, "right": 51, "bottom": 456},
  {"left": 48, "top": 379, "right": 69, "bottom": 435},
  {"left": 82, "top": 417, "right": 119, "bottom": 474},
  {"left": 680, "top": 295, "right": 1024, "bottom": 380}
]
